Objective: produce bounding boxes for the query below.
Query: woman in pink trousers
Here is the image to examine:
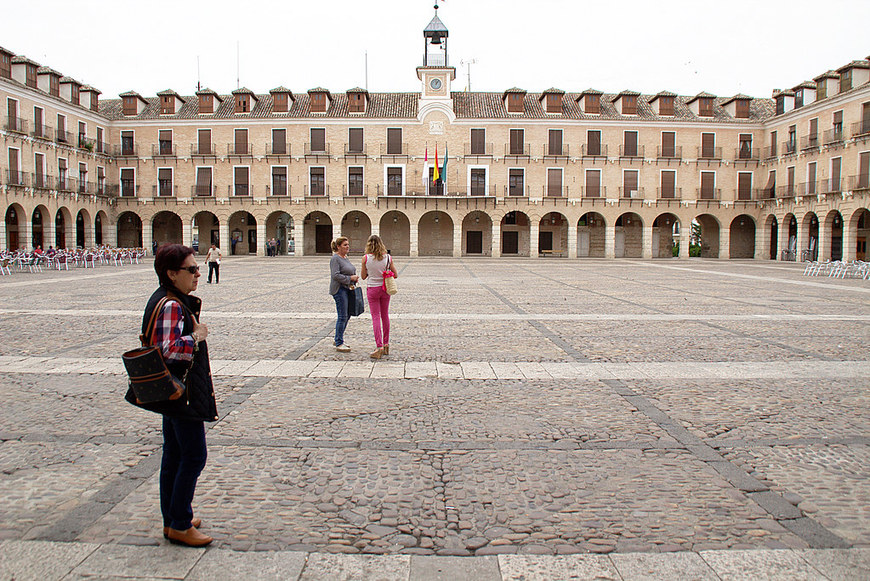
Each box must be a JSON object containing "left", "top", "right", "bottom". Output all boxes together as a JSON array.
[{"left": 360, "top": 235, "right": 397, "bottom": 359}]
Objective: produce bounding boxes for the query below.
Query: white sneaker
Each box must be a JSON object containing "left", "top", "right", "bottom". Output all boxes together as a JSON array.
[{"left": 336, "top": 344, "right": 351, "bottom": 352}]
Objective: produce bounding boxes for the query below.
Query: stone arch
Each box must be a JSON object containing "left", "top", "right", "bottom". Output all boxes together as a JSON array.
[
  {"left": 117, "top": 211, "right": 143, "bottom": 248},
  {"left": 304, "top": 211, "right": 333, "bottom": 255},
  {"left": 577, "top": 212, "right": 606, "bottom": 258},
  {"left": 32, "top": 205, "right": 50, "bottom": 250},
  {"left": 379, "top": 211, "right": 410, "bottom": 256},
  {"left": 823, "top": 209, "right": 844, "bottom": 261},
  {"left": 76, "top": 208, "right": 92, "bottom": 248},
  {"left": 615, "top": 212, "right": 643, "bottom": 258},
  {"left": 95, "top": 210, "right": 109, "bottom": 246},
  {"left": 152, "top": 210, "right": 183, "bottom": 251},
  {"left": 418, "top": 211, "right": 454, "bottom": 256},
  {"left": 55, "top": 207, "right": 73, "bottom": 249},
  {"left": 782, "top": 213, "right": 798, "bottom": 261},
  {"left": 848, "top": 208, "right": 870, "bottom": 261},
  {"left": 800, "top": 212, "right": 819, "bottom": 261},
  {"left": 341, "top": 211, "right": 371, "bottom": 254},
  {"left": 462, "top": 210, "right": 493, "bottom": 256},
  {"left": 694, "top": 214, "right": 721, "bottom": 258},
  {"left": 652, "top": 213, "right": 680, "bottom": 258},
  {"left": 729, "top": 214, "right": 756, "bottom": 259},
  {"left": 538, "top": 212, "right": 568, "bottom": 257},
  {"left": 192, "top": 211, "right": 220, "bottom": 254},
  {"left": 4, "top": 203, "right": 25, "bottom": 251},
  {"left": 500, "top": 210, "right": 531, "bottom": 256},
  {"left": 228, "top": 211, "right": 257, "bottom": 255},
  {"left": 265, "top": 211, "right": 294, "bottom": 255},
  {"left": 764, "top": 214, "right": 778, "bottom": 260}
]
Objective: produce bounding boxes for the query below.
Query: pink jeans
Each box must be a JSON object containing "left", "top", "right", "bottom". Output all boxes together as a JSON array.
[{"left": 366, "top": 285, "right": 391, "bottom": 348}]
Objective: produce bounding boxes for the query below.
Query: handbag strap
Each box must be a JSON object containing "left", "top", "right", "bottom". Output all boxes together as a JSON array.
[{"left": 140, "top": 296, "right": 172, "bottom": 347}]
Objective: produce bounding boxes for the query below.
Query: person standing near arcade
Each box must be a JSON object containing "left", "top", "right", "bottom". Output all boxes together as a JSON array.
[
  {"left": 360, "top": 235, "right": 396, "bottom": 359},
  {"left": 329, "top": 237, "right": 358, "bottom": 352},
  {"left": 204, "top": 243, "right": 222, "bottom": 284}
]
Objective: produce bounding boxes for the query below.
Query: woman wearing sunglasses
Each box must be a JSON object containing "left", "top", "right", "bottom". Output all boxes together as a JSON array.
[{"left": 126, "top": 244, "right": 218, "bottom": 547}]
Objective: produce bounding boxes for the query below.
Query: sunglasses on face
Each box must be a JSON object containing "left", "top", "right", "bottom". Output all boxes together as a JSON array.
[{"left": 179, "top": 265, "right": 200, "bottom": 274}]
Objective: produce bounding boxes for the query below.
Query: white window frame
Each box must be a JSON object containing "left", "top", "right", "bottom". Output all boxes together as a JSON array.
[
  {"left": 194, "top": 165, "right": 214, "bottom": 197},
  {"left": 622, "top": 168, "right": 640, "bottom": 198},
  {"left": 660, "top": 169, "right": 677, "bottom": 198},
  {"left": 545, "top": 166, "right": 564, "bottom": 196},
  {"left": 507, "top": 166, "right": 525, "bottom": 197},
  {"left": 119, "top": 165, "right": 136, "bottom": 196},
  {"left": 585, "top": 168, "right": 602, "bottom": 196},
  {"left": 157, "top": 165, "right": 173, "bottom": 197},
  {"left": 346, "top": 165, "right": 364, "bottom": 196},
  {"left": 309, "top": 165, "right": 326, "bottom": 195},
  {"left": 467, "top": 164, "right": 489, "bottom": 196},
  {"left": 383, "top": 164, "right": 406, "bottom": 196},
  {"left": 233, "top": 165, "right": 251, "bottom": 196},
  {"left": 270, "top": 164, "right": 289, "bottom": 196}
]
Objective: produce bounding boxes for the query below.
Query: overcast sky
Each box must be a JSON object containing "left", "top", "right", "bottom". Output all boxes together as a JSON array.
[{"left": 5, "top": 0, "right": 869, "bottom": 100}]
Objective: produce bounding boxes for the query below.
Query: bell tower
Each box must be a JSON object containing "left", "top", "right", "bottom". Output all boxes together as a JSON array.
[{"left": 417, "top": 2, "right": 455, "bottom": 101}]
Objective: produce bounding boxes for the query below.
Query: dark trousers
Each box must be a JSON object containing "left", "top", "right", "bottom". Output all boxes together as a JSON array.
[
  {"left": 208, "top": 261, "right": 219, "bottom": 283},
  {"left": 160, "top": 416, "right": 207, "bottom": 530}
]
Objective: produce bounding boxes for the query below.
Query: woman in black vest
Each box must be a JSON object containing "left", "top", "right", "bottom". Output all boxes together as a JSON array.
[{"left": 126, "top": 244, "right": 218, "bottom": 547}]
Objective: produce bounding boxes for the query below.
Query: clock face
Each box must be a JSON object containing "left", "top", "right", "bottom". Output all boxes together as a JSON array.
[{"left": 429, "top": 78, "right": 442, "bottom": 91}]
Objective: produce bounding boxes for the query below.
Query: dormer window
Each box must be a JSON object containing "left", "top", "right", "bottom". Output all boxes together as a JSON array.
[
  {"left": 585, "top": 94, "right": 600, "bottom": 114},
  {"left": 160, "top": 95, "right": 175, "bottom": 114},
  {"left": 816, "top": 79, "right": 827, "bottom": 100},
  {"left": 199, "top": 94, "right": 213, "bottom": 114},
  {"left": 622, "top": 95, "right": 637, "bottom": 115},
  {"left": 735, "top": 99, "right": 750, "bottom": 119},
  {"left": 0, "top": 53, "right": 10, "bottom": 79},
  {"left": 545, "top": 93, "right": 562, "bottom": 114},
  {"left": 310, "top": 93, "right": 327, "bottom": 113},
  {"left": 507, "top": 93, "right": 523, "bottom": 113},
  {"left": 122, "top": 96, "right": 137, "bottom": 116},
  {"left": 49, "top": 75, "right": 59, "bottom": 97},
  {"left": 235, "top": 94, "right": 250, "bottom": 113},
  {"left": 25, "top": 64, "right": 37, "bottom": 88},
  {"left": 698, "top": 97, "right": 713, "bottom": 117},
  {"left": 70, "top": 84, "right": 80, "bottom": 105},
  {"left": 840, "top": 69, "right": 853, "bottom": 92},
  {"left": 659, "top": 96, "right": 674, "bottom": 116},
  {"left": 273, "top": 93, "right": 288, "bottom": 113},
  {"left": 349, "top": 92, "right": 365, "bottom": 113},
  {"left": 88, "top": 92, "right": 99, "bottom": 112}
]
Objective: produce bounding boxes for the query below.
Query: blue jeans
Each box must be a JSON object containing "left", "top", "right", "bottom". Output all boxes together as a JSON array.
[
  {"left": 161, "top": 416, "right": 207, "bottom": 530},
  {"left": 333, "top": 287, "right": 351, "bottom": 346}
]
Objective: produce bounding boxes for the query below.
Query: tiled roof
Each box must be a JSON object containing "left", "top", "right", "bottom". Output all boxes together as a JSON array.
[
  {"left": 99, "top": 92, "right": 419, "bottom": 119},
  {"left": 270, "top": 86, "right": 293, "bottom": 94},
  {"left": 838, "top": 60, "right": 870, "bottom": 72},
  {"left": 616, "top": 89, "right": 641, "bottom": 97},
  {"left": 773, "top": 89, "right": 795, "bottom": 97},
  {"left": 80, "top": 85, "right": 101, "bottom": 94},
  {"left": 541, "top": 87, "right": 565, "bottom": 95},
  {"left": 424, "top": 14, "right": 448, "bottom": 34},
  {"left": 347, "top": 87, "right": 368, "bottom": 93},
  {"left": 791, "top": 81, "right": 815, "bottom": 91},
  {"left": 813, "top": 70, "right": 838, "bottom": 81},
  {"left": 232, "top": 87, "right": 256, "bottom": 95},
  {"left": 60, "top": 76, "right": 81, "bottom": 85},
  {"left": 37, "top": 66, "right": 62, "bottom": 76},
  {"left": 687, "top": 91, "right": 716, "bottom": 104},
  {"left": 649, "top": 90, "right": 678, "bottom": 102},
  {"left": 720, "top": 93, "right": 752, "bottom": 106},
  {"left": 0, "top": 45, "right": 13, "bottom": 55},
  {"left": 503, "top": 87, "right": 526, "bottom": 95},
  {"left": 579, "top": 89, "right": 603, "bottom": 96},
  {"left": 119, "top": 90, "right": 144, "bottom": 98},
  {"left": 11, "top": 56, "right": 39, "bottom": 66}
]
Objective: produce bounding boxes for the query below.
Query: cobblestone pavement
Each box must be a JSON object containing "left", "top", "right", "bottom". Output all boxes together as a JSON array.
[{"left": 0, "top": 258, "right": 868, "bottom": 570}]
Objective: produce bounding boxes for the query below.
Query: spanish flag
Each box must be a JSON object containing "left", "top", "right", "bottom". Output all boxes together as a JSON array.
[{"left": 433, "top": 145, "right": 440, "bottom": 183}]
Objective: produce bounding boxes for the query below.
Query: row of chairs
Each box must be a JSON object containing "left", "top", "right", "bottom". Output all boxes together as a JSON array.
[
  {"left": 802, "top": 260, "right": 870, "bottom": 279},
  {"left": 0, "top": 248, "right": 146, "bottom": 275}
]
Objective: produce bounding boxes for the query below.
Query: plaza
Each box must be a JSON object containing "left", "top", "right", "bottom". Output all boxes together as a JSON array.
[{"left": 0, "top": 256, "right": 868, "bottom": 579}]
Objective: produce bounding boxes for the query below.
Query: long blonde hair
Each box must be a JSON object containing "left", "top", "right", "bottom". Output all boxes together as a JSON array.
[
  {"left": 331, "top": 236, "right": 349, "bottom": 253},
  {"left": 365, "top": 235, "right": 386, "bottom": 260}
]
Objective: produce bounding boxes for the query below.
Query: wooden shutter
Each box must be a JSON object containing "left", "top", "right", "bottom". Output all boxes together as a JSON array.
[
  {"left": 234, "top": 167, "right": 249, "bottom": 195},
  {"left": 588, "top": 130, "right": 601, "bottom": 156},
  {"left": 510, "top": 129, "right": 523, "bottom": 155},
  {"left": 7, "top": 99, "right": 17, "bottom": 129},
  {"left": 158, "top": 168, "right": 172, "bottom": 196},
  {"left": 624, "top": 131, "right": 637, "bottom": 156},
  {"left": 585, "top": 94, "right": 600, "bottom": 114},
  {"left": 858, "top": 152, "right": 870, "bottom": 188},
  {"left": 272, "top": 129, "right": 286, "bottom": 154},
  {"left": 310, "top": 168, "right": 325, "bottom": 195},
  {"left": 509, "top": 169, "right": 524, "bottom": 196},
  {"left": 272, "top": 167, "right": 287, "bottom": 195},
  {"left": 196, "top": 167, "right": 212, "bottom": 196},
  {"left": 33, "top": 106, "right": 43, "bottom": 136},
  {"left": 701, "top": 133, "right": 715, "bottom": 157},
  {"left": 831, "top": 158, "right": 841, "bottom": 191},
  {"left": 311, "top": 128, "right": 325, "bottom": 152},
  {"left": 198, "top": 129, "right": 211, "bottom": 155},
  {"left": 349, "top": 128, "right": 363, "bottom": 153},
  {"left": 662, "top": 132, "right": 675, "bottom": 157},
  {"left": 348, "top": 167, "right": 363, "bottom": 195},
  {"left": 120, "top": 168, "right": 134, "bottom": 196},
  {"left": 700, "top": 172, "right": 715, "bottom": 198},
  {"left": 548, "top": 130, "right": 562, "bottom": 155},
  {"left": 623, "top": 170, "right": 638, "bottom": 197},
  {"left": 770, "top": 131, "right": 777, "bottom": 156},
  {"left": 7, "top": 148, "right": 18, "bottom": 182},
  {"left": 807, "top": 163, "right": 816, "bottom": 194},
  {"left": 737, "top": 173, "right": 752, "bottom": 200},
  {"left": 586, "top": 170, "right": 600, "bottom": 197},
  {"left": 273, "top": 93, "right": 287, "bottom": 113},
  {"left": 387, "top": 128, "right": 402, "bottom": 155},
  {"left": 507, "top": 93, "right": 523, "bottom": 113},
  {"left": 471, "top": 129, "right": 485, "bottom": 155},
  {"left": 199, "top": 94, "right": 212, "bottom": 114},
  {"left": 547, "top": 169, "right": 561, "bottom": 196},
  {"left": 833, "top": 110, "right": 843, "bottom": 130},
  {"left": 660, "top": 97, "right": 674, "bottom": 116},
  {"left": 787, "top": 167, "right": 795, "bottom": 193},
  {"left": 736, "top": 99, "right": 749, "bottom": 119},
  {"left": 234, "top": 129, "right": 248, "bottom": 154},
  {"left": 159, "top": 130, "right": 172, "bottom": 154},
  {"left": 661, "top": 171, "right": 675, "bottom": 198},
  {"left": 35, "top": 152, "right": 44, "bottom": 179}
]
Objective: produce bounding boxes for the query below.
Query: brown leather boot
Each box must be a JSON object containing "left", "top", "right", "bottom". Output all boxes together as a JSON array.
[
  {"left": 163, "top": 518, "right": 202, "bottom": 539},
  {"left": 166, "top": 526, "right": 213, "bottom": 547}
]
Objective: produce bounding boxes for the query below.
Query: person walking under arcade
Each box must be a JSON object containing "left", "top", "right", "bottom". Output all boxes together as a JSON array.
[{"left": 205, "top": 243, "right": 221, "bottom": 284}]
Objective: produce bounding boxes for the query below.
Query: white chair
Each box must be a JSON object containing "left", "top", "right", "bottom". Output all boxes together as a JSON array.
[{"left": 0, "top": 258, "right": 11, "bottom": 275}]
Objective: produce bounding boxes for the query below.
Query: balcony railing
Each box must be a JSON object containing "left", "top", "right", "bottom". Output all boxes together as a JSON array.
[
  {"left": 190, "top": 144, "right": 214, "bottom": 156},
  {"left": 305, "top": 143, "right": 331, "bottom": 156},
  {"left": 153, "top": 143, "right": 175, "bottom": 156},
  {"left": 619, "top": 187, "right": 644, "bottom": 198},
  {"left": 763, "top": 146, "right": 777, "bottom": 160},
  {"left": 120, "top": 181, "right": 139, "bottom": 197},
  {"left": 849, "top": 174, "right": 870, "bottom": 190},
  {"left": 379, "top": 143, "right": 408, "bottom": 157},
  {"left": 267, "top": 184, "right": 291, "bottom": 196},
  {"left": 851, "top": 120, "right": 870, "bottom": 138},
  {"left": 153, "top": 184, "right": 177, "bottom": 197},
  {"left": 543, "top": 186, "right": 568, "bottom": 197},
  {"left": 734, "top": 147, "right": 759, "bottom": 161},
  {"left": 782, "top": 140, "right": 797, "bottom": 155},
  {"left": 798, "top": 181, "right": 818, "bottom": 196},
  {"left": 697, "top": 188, "right": 721, "bottom": 200},
  {"left": 4, "top": 116, "right": 27, "bottom": 133},
  {"left": 657, "top": 146, "right": 682, "bottom": 159},
  {"left": 823, "top": 128, "right": 844, "bottom": 145},
  {"left": 656, "top": 187, "right": 682, "bottom": 199},
  {"left": 78, "top": 134, "right": 95, "bottom": 151},
  {"left": 463, "top": 142, "right": 493, "bottom": 156},
  {"left": 227, "top": 143, "right": 252, "bottom": 156},
  {"left": 544, "top": 144, "right": 569, "bottom": 157},
  {"left": 77, "top": 180, "right": 95, "bottom": 194},
  {"left": 31, "top": 173, "right": 54, "bottom": 190},
  {"left": 304, "top": 185, "right": 329, "bottom": 196},
  {"left": 113, "top": 144, "right": 138, "bottom": 157},
  {"left": 618, "top": 144, "right": 644, "bottom": 158},
  {"left": 56, "top": 129, "right": 72, "bottom": 145},
  {"left": 342, "top": 184, "right": 367, "bottom": 197},
  {"left": 268, "top": 142, "right": 291, "bottom": 156},
  {"left": 504, "top": 143, "right": 531, "bottom": 156},
  {"left": 5, "top": 169, "right": 27, "bottom": 186},
  {"left": 191, "top": 185, "right": 214, "bottom": 197},
  {"left": 581, "top": 143, "right": 608, "bottom": 157},
  {"left": 800, "top": 134, "right": 820, "bottom": 151},
  {"left": 343, "top": 143, "right": 366, "bottom": 156},
  {"left": 95, "top": 141, "right": 109, "bottom": 155},
  {"left": 774, "top": 185, "right": 797, "bottom": 198},
  {"left": 230, "top": 184, "right": 250, "bottom": 196},
  {"left": 819, "top": 178, "right": 842, "bottom": 194},
  {"left": 581, "top": 186, "right": 606, "bottom": 198},
  {"left": 697, "top": 146, "right": 722, "bottom": 159},
  {"left": 31, "top": 124, "right": 52, "bottom": 140},
  {"left": 505, "top": 185, "right": 529, "bottom": 197},
  {"left": 101, "top": 185, "right": 119, "bottom": 198},
  {"left": 755, "top": 187, "right": 776, "bottom": 200},
  {"left": 57, "top": 176, "right": 75, "bottom": 192}
]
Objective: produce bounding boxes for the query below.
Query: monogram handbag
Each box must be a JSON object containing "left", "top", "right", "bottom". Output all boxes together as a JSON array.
[
  {"left": 383, "top": 256, "right": 398, "bottom": 296},
  {"left": 122, "top": 296, "right": 189, "bottom": 404},
  {"left": 348, "top": 284, "right": 365, "bottom": 317}
]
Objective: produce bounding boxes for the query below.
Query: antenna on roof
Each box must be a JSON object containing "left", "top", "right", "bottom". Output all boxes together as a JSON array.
[
  {"left": 461, "top": 58, "right": 476, "bottom": 92},
  {"left": 197, "top": 56, "right": 201, "bottom": 92}
]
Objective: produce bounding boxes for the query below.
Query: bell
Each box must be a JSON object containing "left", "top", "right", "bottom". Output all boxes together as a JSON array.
[{"left": 430, "top": 33, "right": 443, "bottom": 45}]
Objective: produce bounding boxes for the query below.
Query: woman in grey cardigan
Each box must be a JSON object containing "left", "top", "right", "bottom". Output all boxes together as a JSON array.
[{"left": 329, "top": 237, "right": 359, "bottom": 352}]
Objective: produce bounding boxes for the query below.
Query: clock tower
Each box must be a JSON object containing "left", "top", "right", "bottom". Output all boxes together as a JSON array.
[{"left": 417, "top": 4, "right": 455, "bottom": 118}]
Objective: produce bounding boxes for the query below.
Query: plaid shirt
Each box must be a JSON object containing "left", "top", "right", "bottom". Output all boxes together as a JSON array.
[{"left": 153, "top": 301, "right": 195, "bottom": 362}]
